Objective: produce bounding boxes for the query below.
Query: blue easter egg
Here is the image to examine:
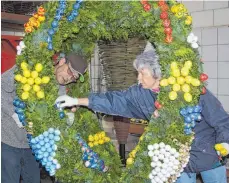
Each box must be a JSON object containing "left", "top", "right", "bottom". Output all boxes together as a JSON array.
[
  {"left": 189, "top": 113, "right": 196, "bottom": 120},
  {"left": 44, "top": 138, "right": 49, "bottom": 143},
  {"left": 41, "top": 147, "right": 46, "bottom": 152},
  {"left": 180, "top": 108, "right": 188, "bottom": 116},
  {"left": 43, "top": 158, "right": 48, "bottom": 163},
  {"left": 67, "top": 16, "right": 74, "bottom": 22},
  {"left": 37, "top": 154, "right": 43, "bottom": 160},
  {"left": 184, "top": 128, "right": 192, "bottom": 135},
  {"left": 191, "top": 121, "right": 196, "bottom": 128},
  {"left": 47, "top": 147, "right": 53, "bottom": 153},
  {"left": 39, "top": 140, "right": 45, "bottom": 146},
  {"left": 78, "top": 0, "right": 83, "bottom": 3},
  {"left": 73, "top": 3, "right": 80, "bottom": 10},
  {"left": 30, "top": 139, "right": 36, "bottom": 144},
  {"left": 15, "top": 108, "right": 24, "bottom": 114},
  {"left": 54, "top": 130, "right": 61, "bottom": 136},
  {"left": 48, "top": 128, "right": 55, "bottom": 133},
  {"left": 59, "top": 112, "right": 65, "bottom": 119},
  {"left": 55, "top": 14, "right": 62, "bottom": 21},
  {"left": 186, "top": 106, "right": 194, "bottom": 114},
  {"left": 43, "top": 152, "right": 49, "bottom": 158},
  {"left": 72, "top": 10, "right": 78, "bottom": 17},
  {"left": 21, "top": 120, "right": 27, "bottom": 126},
  {"left": 19, "top": 102, "right": 26, "bottom": 109},
  {"left": 54, "top": 136, "right": 60, "bottom": 142},
  {"left": 46, "top": 161, "right": 52, "bottom": 167},
  {"left": 47, "top": 36, "right": 52, "bottom": 43},
  {"left": 49, "top": 140, "right": 55, "bottom": 145},
  {"left": 49, "top": 134, "right": 54, "bottom": 140},
  {"left": 48, "top": 29, "right": 55, "bottom": 36},
  {"left": 45, "top": 143, "right": 51, "bottom": 149},
  {"left": 36, "top": 144, "right": 41, "bottom": 149},
  {"left": 50, "top": 152, "right": 56, "bottom": 157},
  {"left": 42, "top": 161, "right": 47, "bottom": 166},
  {"left": 52, "top": 145, "right": 57, "bottom": 151},
  {"left": 43, "top": 131, "right": 49, "bottom": 137},
  {"left": 184, "top": 123, "right": 191, "bottom": 129},
  {"left": 19, "top": 114, "right": 25, "bottom": 122},
  {"left": 38, "top": 135, "right": 44, "bottom": 140},
  {"left": 60, "top": 4, "right": 66, "bottom": 9},
  {"left": 48, "top": 156, "right": 53, "bottom": 162},
  {"left": 13, "top": 99, "right": 20, "bottom": 107},
  {"left": 31, "top": 145, "right": 37, "bottom": 149},
  {"left": 194, "top": 105, "right": 202, "bottom": 113},
  {"left": 185, "top": 116, "right": 192, "bottom": 123},
  {"left": 38, "top": 150, "right": 43, "bottom": 155},
  {"left": 47, "top": 43, "right": 53, "bottom": 50},
  {"left": 51, "top": 21, "right": 58, "bottom": 28}
]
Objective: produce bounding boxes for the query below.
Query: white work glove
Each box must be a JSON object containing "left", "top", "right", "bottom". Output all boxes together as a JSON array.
[
  {"left": 55, "top": 95, "right": 78, "bottom": 108},
  {"left": 215, "top": 143, "right": 229, "bottom": 157}
]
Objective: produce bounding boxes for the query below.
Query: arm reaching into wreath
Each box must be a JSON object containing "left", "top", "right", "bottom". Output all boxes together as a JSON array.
[{"left": 55, "top": 84, "right": 157, "bottom": 121}]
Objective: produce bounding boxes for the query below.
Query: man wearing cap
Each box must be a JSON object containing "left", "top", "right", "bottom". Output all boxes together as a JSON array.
[
  {"left": 1, "top": 52, "right": 87, "bottom": 183},
  {"left": 54, "top": 53, "right": 87, "bottom": 85}
]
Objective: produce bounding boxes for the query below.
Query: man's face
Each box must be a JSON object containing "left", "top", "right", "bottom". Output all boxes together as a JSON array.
[
  {"left": 137, "top": 68, "right": 159, "bottom": 89},
  {"left": 54, "top": 58, "right": 79, "bottom": 85}
]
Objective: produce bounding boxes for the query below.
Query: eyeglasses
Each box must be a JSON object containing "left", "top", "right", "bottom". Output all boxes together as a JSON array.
[{"left": 67, "top": 64, "right": 79, "bottom": 82}]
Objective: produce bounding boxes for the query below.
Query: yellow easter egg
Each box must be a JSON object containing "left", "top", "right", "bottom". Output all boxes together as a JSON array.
[
  {"left": 185, "top": 19, "right": 192, "bottom": 25},
  {"left": 100, "top": 132, "right": 106, "bottom": 138},
  {"left": 21, "top": 92, "right": 29, "bottom": 100},
  {"left": 21, "top": 77, "right": 27, "bottom": 84},
  {"left": 173, "top": 84, "right": 181, "bottom": 92},
  {"left": 15, "top": 74, "right": 22, "bottom": 82},
  {"left": 131, "top": 150, "right": 136, "bottom": 158},
  {"left": 169, "top": 91, "right": 178, "bottom": 100},
  {"left": 171, "top": 5, "right": 178, "bottom": 13},
  {"left": 31, "top": 71, "right": 38, "bottom": 78},
  {"left": 126, "top": 158, "right": 134, "bottom": 165},
  {"left": 191, "top": 78, "right": 200, "bottom": 86},
  {"left": 37, "top": 91, "right": 45, "bottom": 99},
  {"left": 98, "top": 139, "right": 104, "bottom": 145},
  {"left": 88, "top": 135, "right": 94, "bottom": 142},
  {"left": 220, "top": 149, "right": 228, "bottom": 156},
  {"left": 172, "top": 69, "right": 180, "bottom": 78},
  {"left": 186, "top": 16, "right": 192, "bottom": 21},
  {"left": 23, "top": 84, "right": 31, "bottom": 92},
  {"left": 104, "top": 137, "right": 110, "bottom": 142},
  {"left": 215, "top": 144, "right": 223, "bottom": 151},
  {"left": 35, "top": 77, "right": 42, "bottom": 85},
  {"left": 181, "top": 67, "right": 189, "bottom": 77},
  {"left": 185, "top": 76, "right": 193, "bottom": 84},
  {"left": 42, "top": 76, "right": 50, "bottom": 84},
  {"left": 21, "top": 62, "right": 28, "bottom": 70},
  {"left": 170, "top": 62, "right": 178, "bottom": 70},
  {"left": 27, "top": 78, "right": 34, "bottom": 85},
  {"left": 35, "top": 63, "right": 43, "bottom": 72},
  {"left": 93, "top": 141, "right": 99, "bottom": 146},
  {"left": 184, "top": 92, "right": 192, "bottom": 102},
  {"left": 168, "top": 76, "right": 176, "bottom": 85},
  {"left": 182, "top": 84, "right": 191, "bottom": 93},
  {"left": 33, "top": 85, "right": 41, "bottom": 92},
  {"left": 88, "top": 142, "right": 94, "bottom": 148},
  {"left": 184, "top": 61, "right": 193, "bottom": 69},
  {"left": 23, "top": 70, "right": 31, "bottom": 78},
  {"left": 94, "top": 135, "right": 99, "bottom": 141},
  {"left": 177, "top": 77, "right": 185, "bottom": 85},
  {"left": 160, "top": 79, "right": 169, "bottom": 87}
]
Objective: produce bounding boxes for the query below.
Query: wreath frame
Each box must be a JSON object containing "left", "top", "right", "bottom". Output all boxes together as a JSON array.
[{"left": 14, "top": 1, "right": 205, "bottom": 182}]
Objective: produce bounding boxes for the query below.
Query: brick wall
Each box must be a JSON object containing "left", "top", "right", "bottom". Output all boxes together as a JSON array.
[{"left": 182, "top": 0, "right": 229, "bottom": 113}]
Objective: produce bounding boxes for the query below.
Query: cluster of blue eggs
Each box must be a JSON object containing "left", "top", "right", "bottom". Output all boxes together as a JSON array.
[
  {"left": 180, "top": 105, "right": 202, "bottom": 135},
  {"left": 29, "top": 128, "right": 61, "bottom": 176},
  {"left": 13, "top": 98, "right": 27, "bottom": 126},
  {"left": 75, "top": 134, "right": 108, "bottom": 172},
  {"left": 54, "top": 102, "right": 65, "bottom": 119},
  {"left": 67, "top": 0, "right": 83, "bottom": 22},
  {"left": 47, "top": 0, "right": 83, "bottom": 50}
]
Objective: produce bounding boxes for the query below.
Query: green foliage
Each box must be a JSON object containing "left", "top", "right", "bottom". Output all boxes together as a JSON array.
[{"left": 15, "top": 1, "right": 204, "bottom": 182}]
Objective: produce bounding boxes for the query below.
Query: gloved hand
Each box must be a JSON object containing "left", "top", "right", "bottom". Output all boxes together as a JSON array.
[
  {"left": 215, "top": 143, "right": 229, "bottom": 156},
  {"left": 55, "top": 95, "right": 78, "bottom": 108}
]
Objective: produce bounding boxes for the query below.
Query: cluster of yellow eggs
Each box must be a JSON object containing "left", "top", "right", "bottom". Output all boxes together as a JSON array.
[
  {"left": 88, "top": 131, "right": 111, "bottom": 148},
  {"left": 160, "top": 61, "right": 200, "bottom": 102},
  {"left": 14, "top": 62, "right": 50, "bottom": 100}
]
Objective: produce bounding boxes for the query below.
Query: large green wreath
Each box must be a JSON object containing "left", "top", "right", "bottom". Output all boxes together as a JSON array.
[{"left": 15, "top": 1, "right": 206, "bottom": 182}]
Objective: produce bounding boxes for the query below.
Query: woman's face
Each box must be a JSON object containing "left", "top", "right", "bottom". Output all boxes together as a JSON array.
[
  {"left": 137, "top": 68, "right": 159, "bottom": 89},
  {"left": 54, "top": 58, "right": 79, "bottom": 85}
]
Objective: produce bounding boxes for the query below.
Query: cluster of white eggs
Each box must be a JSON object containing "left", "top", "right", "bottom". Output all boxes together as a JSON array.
[{"left": 148, "top": 142, "right": 181, "bottom": 183}]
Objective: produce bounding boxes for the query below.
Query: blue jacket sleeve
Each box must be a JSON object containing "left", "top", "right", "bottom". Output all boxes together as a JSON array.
[
  {"left": 200, "top": 89, "right": 229, "bottom": 144},
  {"left": 88, "top": 85, "right": 156, "bottom": 120}
]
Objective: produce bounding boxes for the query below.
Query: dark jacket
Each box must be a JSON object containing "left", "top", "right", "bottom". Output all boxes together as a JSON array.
[{"left": 88, "top": 84, "right": 229, "bottom": 173}]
